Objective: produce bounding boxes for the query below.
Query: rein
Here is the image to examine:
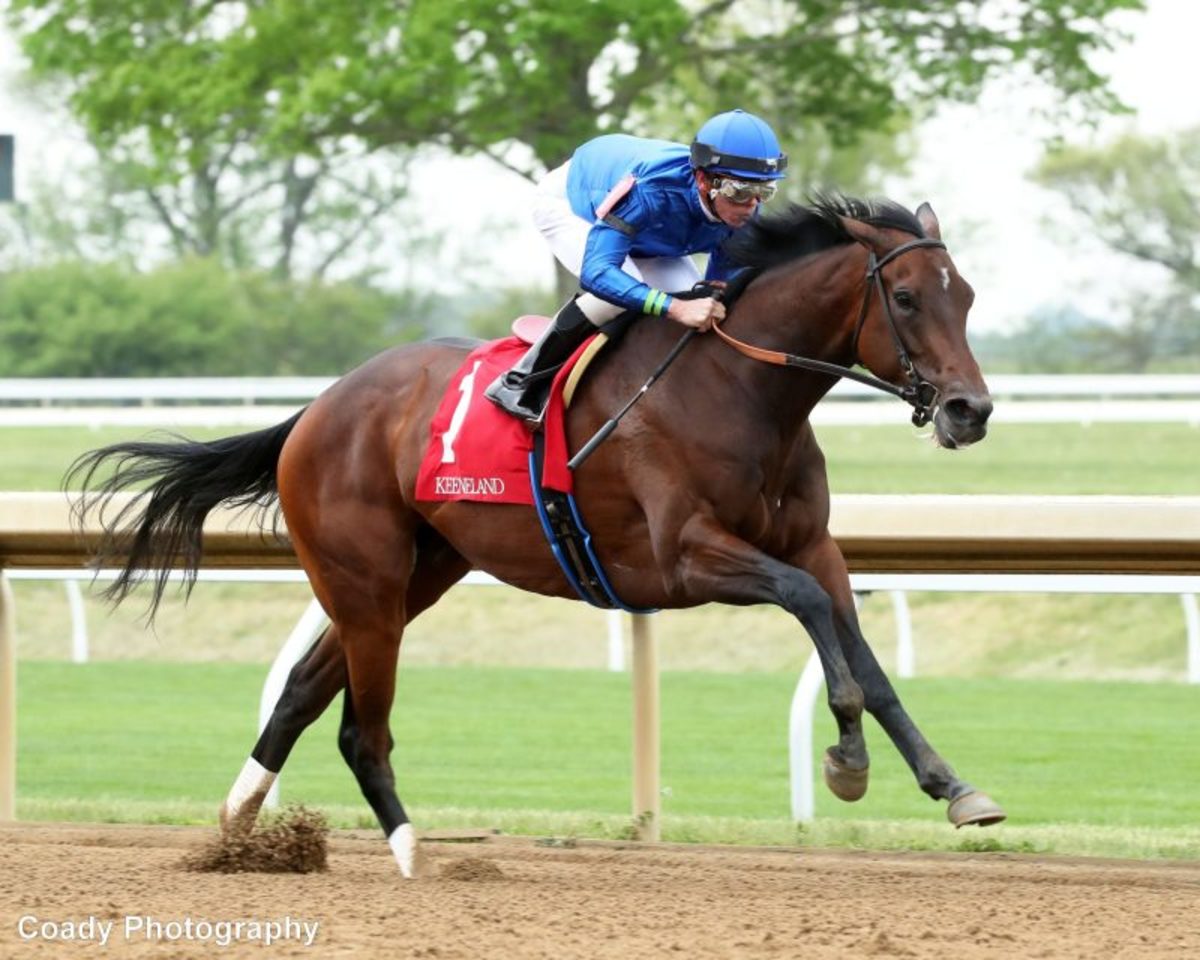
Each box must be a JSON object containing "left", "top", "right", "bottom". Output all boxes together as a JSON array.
[{"left": 712, "top": 237, "right": 945, "bottom": 426}]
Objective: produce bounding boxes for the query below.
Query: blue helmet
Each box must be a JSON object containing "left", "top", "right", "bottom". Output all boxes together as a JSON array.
[{"left": 690, "top": 109, "right": 787, "bottom": 181}]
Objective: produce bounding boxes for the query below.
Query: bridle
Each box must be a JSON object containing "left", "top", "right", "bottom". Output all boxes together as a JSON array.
[{"left": 711, "top": 237, "right": 945, "bottom": 426}]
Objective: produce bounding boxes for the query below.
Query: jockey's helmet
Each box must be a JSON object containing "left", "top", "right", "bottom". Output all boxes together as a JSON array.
[{"left": 690, "top": 109, "right": 787, "bottom": 181}]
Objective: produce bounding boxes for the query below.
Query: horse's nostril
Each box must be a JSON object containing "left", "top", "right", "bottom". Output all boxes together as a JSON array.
[{"left": 944, "top": 395, "right": 992, "bottom": 426}]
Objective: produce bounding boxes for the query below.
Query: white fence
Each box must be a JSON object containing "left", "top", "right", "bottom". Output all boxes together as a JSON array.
[{"left": 1, "top": 375, "right": 1198, "bottom": 426}]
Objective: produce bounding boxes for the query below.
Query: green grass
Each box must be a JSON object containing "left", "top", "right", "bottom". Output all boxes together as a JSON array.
[
  {"left": 2, "top": 422, "right": 1198, "bottom": 494},
  {"left": 815, "top": 421, "right": 1200, "bottom": 494},
  {"left": 1, "top": 426, "right": 228, "bottom": 491},
  {"left": 6, "top": 422, "right": 1199, "bottom": 858},
  {"left": 15, "top": 662, "right": 1200, "bottom": 857}
]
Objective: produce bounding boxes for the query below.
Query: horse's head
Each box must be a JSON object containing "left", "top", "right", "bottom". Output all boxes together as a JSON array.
[{"left": 839, "top": 203, "right": 992, "bottom": 449}]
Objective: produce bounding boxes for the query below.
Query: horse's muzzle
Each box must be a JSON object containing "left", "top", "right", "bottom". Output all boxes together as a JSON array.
[{"left": 934, "top": 391, "right": 993, "bottom": 449}]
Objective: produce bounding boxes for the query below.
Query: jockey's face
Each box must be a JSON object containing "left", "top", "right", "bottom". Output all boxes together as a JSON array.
[
  {"left": 713, "top": 190, "right": 760, "bottom": 228},
  {"left": 696, "top": 171, "right": 762, "bottom": 229}
]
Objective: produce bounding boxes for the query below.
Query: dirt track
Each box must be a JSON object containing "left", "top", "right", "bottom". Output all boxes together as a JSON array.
[{"left": 0, "top": 822, "right": 1197, "bottom": 958}]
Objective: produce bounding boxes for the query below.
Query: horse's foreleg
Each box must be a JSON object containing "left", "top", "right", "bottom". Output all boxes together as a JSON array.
[
  {"left": 219, "top": 624, "right": 346, "bottom": 835},
  {"left": 805, "top": 534, "right": 1005, "bottom": 826},
  {"left": 672, "top": 518, "right": 870, "bottom": 786}
]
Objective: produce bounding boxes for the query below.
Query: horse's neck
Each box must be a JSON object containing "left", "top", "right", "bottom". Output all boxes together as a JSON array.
[{"left": 720, "top": 246, "right": 862, "bottom": 414}]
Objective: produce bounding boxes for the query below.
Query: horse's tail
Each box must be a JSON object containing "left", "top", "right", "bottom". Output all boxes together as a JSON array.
[{"left": 64, "top": 409, "right": 306, "bottom": 618}]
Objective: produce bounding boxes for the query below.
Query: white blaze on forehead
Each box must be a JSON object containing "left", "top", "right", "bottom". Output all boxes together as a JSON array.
[{"left": 939, "top": 267, "right": 950, "bottom": 291}]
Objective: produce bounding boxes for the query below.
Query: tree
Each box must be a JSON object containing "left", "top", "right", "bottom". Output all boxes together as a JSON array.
[
  {"left": 0, "top": 258, "right": 430, "bottom": 375},
  {"left": 0, "top": 145, "right": 410, "bottom": 280},
  {"left": 1, "top": 6, "right": 415, "bottom": 281},
  {"left": 2, "top": 0, "right": 1145, "bottom": 311},
  {"left": 1034, "top": 126, "right": 1200, "bottom": 370},
  {"left": 6, "top": 0, "right": 1142, "bottom": 178}
]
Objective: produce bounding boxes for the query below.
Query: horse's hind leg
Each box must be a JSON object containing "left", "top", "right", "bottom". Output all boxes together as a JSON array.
[
  {"left": 219, "top": 528, "right": 468, "bottom": 854},
  {"left": 332, "top": 530, "right": 472, "bottom": 877},
  {"left": 220, "top": 624, "right": 346, "bottom": 834},
  {"left": 333, "top": 606, "right": 419, "bottom": 871}
]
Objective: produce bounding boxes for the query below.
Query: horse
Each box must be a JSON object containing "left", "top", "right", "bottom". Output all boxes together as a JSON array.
[{"left": 67, "top": 195, "right": 1003, "bottom": 878}]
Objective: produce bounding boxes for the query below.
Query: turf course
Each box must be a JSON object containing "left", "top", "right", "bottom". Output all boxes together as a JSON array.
[
  {"left": 1, "top": 421, "right": 1198, "bottom": 494},
  {"left": 5, "top": 419, "right": 1199, "bottom": 857},
  {"left": 17, "top": 662, "right": 1200, "bottom": 858}
]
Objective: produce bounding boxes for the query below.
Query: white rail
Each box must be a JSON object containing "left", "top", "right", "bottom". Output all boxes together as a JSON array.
[
  {"left": 1, "top": 374, "right": 1198, "bottom": 404},
  {"left": 1, "top": 375, "right": 1198, "bottom": 427}
]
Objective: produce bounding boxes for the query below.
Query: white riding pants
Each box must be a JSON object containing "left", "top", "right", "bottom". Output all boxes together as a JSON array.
[{"left": 532, "top": 161, "right": 702, "bottom": 324}]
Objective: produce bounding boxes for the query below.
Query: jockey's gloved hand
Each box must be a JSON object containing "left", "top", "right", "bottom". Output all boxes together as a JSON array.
[{"left": 667, "top": 296, "right": 725, "bottom": 332}]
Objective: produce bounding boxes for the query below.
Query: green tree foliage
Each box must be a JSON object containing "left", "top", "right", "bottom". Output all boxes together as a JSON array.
[
  {"left": 0, "top": 0, "right": 1148, "bottom": 372},
  {"left": 1033, "top": 126, "right": 1200, "bottom": 370},
  {"left": 1, "top": 5, "right": 415, "bottom": 280},
  {"left": 0, "top": 259, "right": 429, "bottom": 375},
  {"left": 6, "top": 0, "right": 1142, "bottom": 178},
  {"left": 1035, "top": 128, "right": 1199, "bottom": 281}
]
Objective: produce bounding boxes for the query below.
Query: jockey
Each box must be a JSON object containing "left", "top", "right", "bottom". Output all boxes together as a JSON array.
[{"left": 485, "top": 108, "right": 788, "bottom": 423}]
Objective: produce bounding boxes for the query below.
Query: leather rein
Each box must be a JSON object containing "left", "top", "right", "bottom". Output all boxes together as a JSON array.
[{"left": 711, "top": 237, "right": 945, "bottom": 427}]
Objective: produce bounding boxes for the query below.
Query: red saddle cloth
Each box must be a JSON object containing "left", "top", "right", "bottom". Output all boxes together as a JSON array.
[{"left": 414, "top": 336, "right": 588, "bottom": 504}]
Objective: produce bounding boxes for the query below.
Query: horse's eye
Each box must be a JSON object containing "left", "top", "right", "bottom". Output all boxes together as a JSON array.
[{"left": 893, "top": 290, "right": 917, "bottom": 311}]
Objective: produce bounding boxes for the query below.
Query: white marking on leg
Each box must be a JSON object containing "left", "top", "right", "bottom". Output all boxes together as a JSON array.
[
  {"left": 223, "top": 757, "right": 277, "bottom": 825},
  {"left": 388, "top": 823, "right": 418, "bottom": 878},
  {"left": 939, "top": 266, "right": 950, "bottom": 291}
]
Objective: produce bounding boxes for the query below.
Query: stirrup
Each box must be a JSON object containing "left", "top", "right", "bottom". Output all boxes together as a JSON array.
[{"left": 484, "top": 377, "right": 549, "bottom": 425}]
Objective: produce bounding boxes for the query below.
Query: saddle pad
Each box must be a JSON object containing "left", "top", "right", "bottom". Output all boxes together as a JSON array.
[{"left": 414, "top": 336, "right": 594, "bottom": 504}]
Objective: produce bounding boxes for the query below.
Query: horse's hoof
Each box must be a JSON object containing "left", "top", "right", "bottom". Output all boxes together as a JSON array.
[
  {"left": 947, "top": 791, "right": 1007, "bottom": 828},
  {"left": 822, "top": 749, "right": 869, "bottom": 802}
]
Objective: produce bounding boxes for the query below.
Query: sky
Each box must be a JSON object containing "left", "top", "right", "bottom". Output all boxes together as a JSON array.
[{"left": 0, "top": 0, "right": 1195, "bottom": 334}]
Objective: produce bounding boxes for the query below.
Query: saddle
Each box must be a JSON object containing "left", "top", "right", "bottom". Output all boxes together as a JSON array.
[{"left": 414, "top": 316, "right": 651, "bottom": 611}]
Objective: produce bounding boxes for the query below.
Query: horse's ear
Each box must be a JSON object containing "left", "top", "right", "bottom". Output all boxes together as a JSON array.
[
  {"left": 838, "top": 215, "right": 889, "bottom": 252},
  {"left": 915, "top": 202, "right": 941, "bottom": 240}
]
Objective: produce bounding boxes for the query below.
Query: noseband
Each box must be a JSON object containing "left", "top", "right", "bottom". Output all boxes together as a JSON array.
[{"left": 711, "top": 237, "right": 946, "bottom": 426}]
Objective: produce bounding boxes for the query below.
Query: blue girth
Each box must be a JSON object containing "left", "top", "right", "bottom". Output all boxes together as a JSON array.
[{"left": 527, "top": 440, "right": 657, "bottom": 614}]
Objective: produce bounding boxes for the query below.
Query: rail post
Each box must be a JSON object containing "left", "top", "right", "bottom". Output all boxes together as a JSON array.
[
  {"left": 1184, "top": 594, "right": 1199, "bottom": 684},
  {"left": 630, "top": 613, "right": 660, "bottom": 840}
]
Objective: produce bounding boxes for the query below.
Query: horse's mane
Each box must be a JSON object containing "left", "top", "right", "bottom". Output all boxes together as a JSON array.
[{"left": 721, "top": 194, "right": 926, "bottom": 303}]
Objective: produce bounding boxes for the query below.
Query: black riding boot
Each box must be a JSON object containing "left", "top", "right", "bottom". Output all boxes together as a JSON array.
[{"left": 484, "top": 299, "right": 594, "bottom": 423}]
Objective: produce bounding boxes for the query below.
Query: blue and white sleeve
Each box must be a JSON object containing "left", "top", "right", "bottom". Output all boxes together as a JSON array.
[{"left": 578, "top": 223, "right": 672, "bottom": 316}]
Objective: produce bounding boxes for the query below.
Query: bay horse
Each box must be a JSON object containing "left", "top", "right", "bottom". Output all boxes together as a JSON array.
[{"left": 68, "top": 195, "right": 1003, "bottom": 877}]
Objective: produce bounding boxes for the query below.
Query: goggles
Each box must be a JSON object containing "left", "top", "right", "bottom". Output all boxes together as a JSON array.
[{"left": 711, "top": 177, "right": 777, "bottom": 205}]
